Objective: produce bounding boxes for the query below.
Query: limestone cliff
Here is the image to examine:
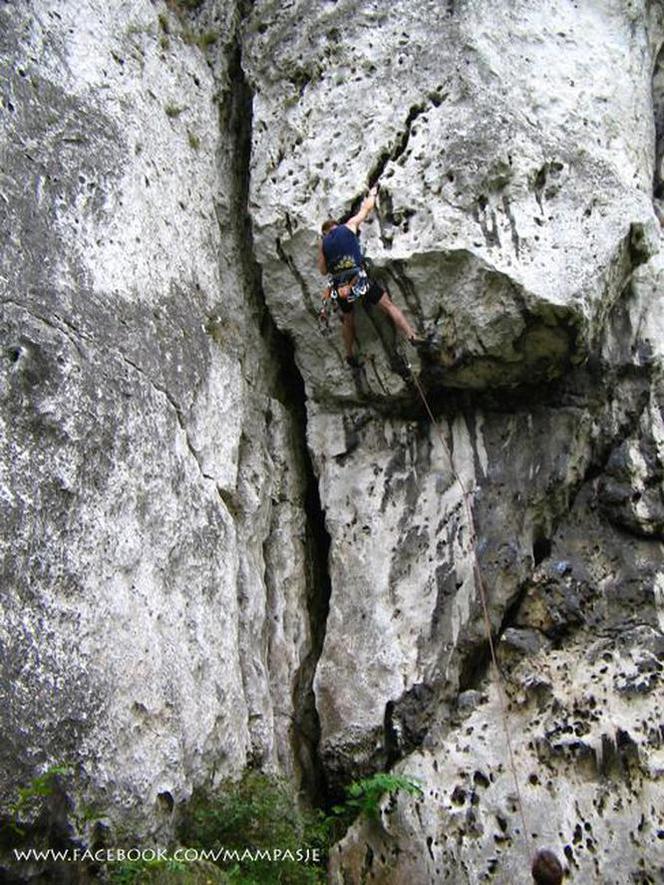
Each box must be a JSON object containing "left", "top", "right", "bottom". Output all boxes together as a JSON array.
[
  {"left": 0, "top": 0, "right": 322, "bottom": 851},
  {"left": 1, "top": 1, "right": 663, "bottom": 883}
]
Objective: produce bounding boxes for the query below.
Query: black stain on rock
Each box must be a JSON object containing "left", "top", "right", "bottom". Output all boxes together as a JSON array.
[{"left": 385, "top": 683, "right": 437, "bottom": 763}]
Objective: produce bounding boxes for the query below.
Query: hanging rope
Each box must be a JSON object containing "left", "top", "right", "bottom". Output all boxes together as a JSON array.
[
  {"left": 333, "top": 178, "right": 542, "bottom": 869},
  {"left": 408, "top": 367, "right": 532, "bottom": 859}
]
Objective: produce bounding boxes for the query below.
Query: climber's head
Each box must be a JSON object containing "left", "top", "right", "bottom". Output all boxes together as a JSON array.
[
  {"left": 321, "top": 218, "right": 338, "bottom": 236},
  {"left": 531, "top": 849, "right": 563, "bottom": 885}
]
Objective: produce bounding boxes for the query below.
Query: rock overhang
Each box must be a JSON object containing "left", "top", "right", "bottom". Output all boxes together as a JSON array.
[
  {"left": 256, "top": 214, "right": 657, "bottom": 403},
  {"left": 245, "top": 0, "right": 661, "bottom": 402}
]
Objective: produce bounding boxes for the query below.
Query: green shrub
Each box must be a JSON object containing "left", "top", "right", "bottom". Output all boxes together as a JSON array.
[
  {"left": 109, "top": 858, "right": 232, "bottom": 884},
  {"left": 176, "top": 769, "right": 424, "bottom": 883},
  {"left": 332, "top": 772, "right": 423, "bottom": 822},
  {"left": 177, "top": 772, "right": 329, "bottom": 884},
  {"left": 9, "top": 766, "right": 71, "bottom": 836},
  {"left": 109, "top": 857, "right": 188, "bottom": 884}
]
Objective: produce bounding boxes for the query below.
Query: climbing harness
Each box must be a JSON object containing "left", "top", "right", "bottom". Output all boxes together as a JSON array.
[
  {"left": 329, "top": 266, "right": 370, "bottom": 306},
  {"left": 406, "top": 364, "right": 532, "bottom": 861}
]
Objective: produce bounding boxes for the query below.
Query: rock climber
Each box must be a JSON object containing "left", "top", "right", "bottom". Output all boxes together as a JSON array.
[
  {"left": 317, "top": 185, "right": 422, "bottom": 368},
  {"left": 531, "top": 849, "right": 563, "bottom": 885}
]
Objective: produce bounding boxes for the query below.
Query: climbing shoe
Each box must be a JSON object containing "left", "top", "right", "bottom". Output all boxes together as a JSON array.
[{"left": 410, "top": 331, "right": 441, "bottom": 353}]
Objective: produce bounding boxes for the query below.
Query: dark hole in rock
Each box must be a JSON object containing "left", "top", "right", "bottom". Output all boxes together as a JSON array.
[
  {"left": 533, "top": 536, "right": 552, "bottom": 566},
  {"left": 451, "top": 785, "right": 466, "bottom": 805},
  {"left": 157, "top": 791, "right": 174, "bottom": 813},
  {"left": 473, "top": 770, "right": 490, "bottom": 789}
]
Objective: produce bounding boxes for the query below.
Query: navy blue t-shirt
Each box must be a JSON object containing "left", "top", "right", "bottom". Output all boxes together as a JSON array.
[{"left": 322, "top": 225, "right": 363, "bottom": 276}]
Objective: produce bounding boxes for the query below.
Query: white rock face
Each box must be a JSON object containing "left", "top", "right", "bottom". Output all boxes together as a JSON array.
[
  {"left": 330, "top": 625, "right": 664, "bottom": 884},
  {"left": 0, "top": 0, "right": 315, "bottom": 843},
  {"left": 308, "top": 403, "right": 485, "bottom": 782},
  {"left": 329, "top": 479, "right": 664, "bottom": 882},
  {"left": 2, "top": 0, "right": 664, "bottom": 883},
  {"left": 243, "top": 0, "right": 664, "bottom": 881},
  {"left": 246, "top": 0, "right": 661, "bottom": 401}
]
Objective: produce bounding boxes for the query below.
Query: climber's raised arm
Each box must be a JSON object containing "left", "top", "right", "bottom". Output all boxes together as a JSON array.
[{"left": 345, "top": 185, "right": 378, "bottom": 233}]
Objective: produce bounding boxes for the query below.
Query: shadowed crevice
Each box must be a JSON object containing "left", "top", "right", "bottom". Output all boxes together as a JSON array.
[{"left": 221, "top": 11, "right": 333, "bottom": 809}]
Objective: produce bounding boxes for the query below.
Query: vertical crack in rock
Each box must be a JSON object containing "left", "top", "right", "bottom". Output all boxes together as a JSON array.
[
  {"left": 287, "top": 352, "right": 333, "bottom": 805},
  {"left": 221, "top": 6, "right": 332, "bottom": 806},
  {"left": 367, "top": 101, "right": 430, "bottom": 187},
  {"left": 653, "top": 40, "right": 664, "bottom": 191},
  {"left": 275, "top": 236, "right": 318, "bottom": 317},
  {"left": 332, "top": 95, "right": 449, "bottom": 236},
  {"left": 221, "top": 14, "right": 264, "bottom": 324}
]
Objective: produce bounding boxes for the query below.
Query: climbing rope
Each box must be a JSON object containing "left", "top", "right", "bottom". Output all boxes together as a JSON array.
[
  {"left": 329, "top": 176, "right": 542, "bottom": 871},
  {"left": 408, "top": 367, "right": 532, "bottom": 860}
]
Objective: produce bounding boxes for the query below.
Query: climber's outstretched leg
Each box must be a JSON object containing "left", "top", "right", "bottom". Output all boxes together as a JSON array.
[
  {"left": 341, "top": 309, "right": 356, "bottom": 358},
  {"left": 376, "top": 291, "right": 421, "bottom": 343},
  {"left": 340, "top": 306, "right": 365, "bottom": 368}
]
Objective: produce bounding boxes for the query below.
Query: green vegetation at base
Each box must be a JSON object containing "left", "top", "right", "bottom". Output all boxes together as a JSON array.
[
  {"left": 173, "top": 770, "right": 423, "bottom": 884},
  {"left": 1, "top": 766, "right": 423, "bottom": 884},
  {"left": 332, "top": 773, "right": 424, "bottom": 822},
  {"left": 177, "top": 771, "right": 330, "bottom": 884},
  {"left": 7, "top": 765, "right": 71, "bottom": 838},
  {"left": 109, "top": 857, "right": 189, "bottom": 884}
]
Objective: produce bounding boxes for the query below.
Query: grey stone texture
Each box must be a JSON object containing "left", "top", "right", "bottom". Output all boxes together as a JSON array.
[
  {"left": 242, "top": 0, "right": 664, "bottom": 881},
  {"left": 0, "top": 0, "right": 316, "bottom": 850},
  {"left": 1, "top": 0, "right": 664, "bottom": 883}
]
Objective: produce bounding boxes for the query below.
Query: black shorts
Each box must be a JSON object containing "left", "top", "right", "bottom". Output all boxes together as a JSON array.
[{"left": 338, "top": 279, "right": 385, "bottom": 314}]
